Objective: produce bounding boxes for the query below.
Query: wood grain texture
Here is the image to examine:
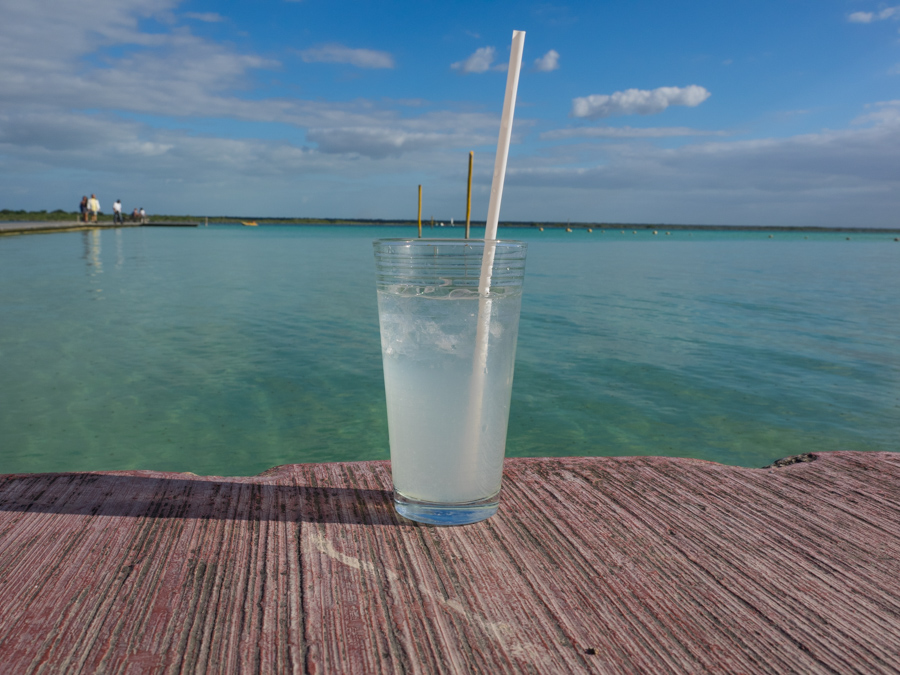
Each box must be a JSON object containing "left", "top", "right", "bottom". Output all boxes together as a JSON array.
[{"left": 0, "top": 452, "right": 898, "bottom": 674}]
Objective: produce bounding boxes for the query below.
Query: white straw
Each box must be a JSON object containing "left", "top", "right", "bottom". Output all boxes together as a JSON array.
[
  {"left": 462, "top": 30, "right": 525, "bottom": 494},
  {"left": 484, "top": 30, "right": 526, "bottom": 242}
]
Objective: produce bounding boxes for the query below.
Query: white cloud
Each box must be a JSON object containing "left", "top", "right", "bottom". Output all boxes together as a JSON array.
[
  {"left": 848, "top": 6, "right": 899, "bottom": 22},
  {"left": 541, "top": 126, "right": 726, "bottom": 141},
  {"left": 298, "top": 44, "right": 394, "bottom": 69},
  {"left": 298, "top": 108, "right": 506, "bottom": 159},
  {"left": 571, "top": 85, "right": 711, "bottom": 119},
  {"left": 849, "top": 11, "right": 875, "bottom": 23},
  {"left": 852, "top": 99, "right": 900, "bottom": 125},
  {"left": 0, "top": 2, "right": 279, "bottom": 119},
  {"left": 510, "top": 116, "right": 900, "bottom": 200},
  {"left": 0, "top": 0, "right": 178, "bottom": 64},
  {"left": 0, "top": 0, "right": 503, "bottom": 174},
  {"left": 0, "top": 111, "right": 135, "bottom": 153},
  {"left": 494, "top": 113, "right": 900, "bottom": 227},
  {"left": 534, "top": 50, "right": 560, "bottom": 72},
  {"left": 185, "top": 12, "right": 225, "bottom": 22},
  {"left": 306, "top": 127, "right": 485, "bottom": 159},
  {"left": 451, "top": 47, "right": 496, "bottom": 74},
  {"left": 0, "top": 109, "right": 478, "bottom": 180},
  {"left": 0, "top": 104, "right": 511, "bottom": 219}
]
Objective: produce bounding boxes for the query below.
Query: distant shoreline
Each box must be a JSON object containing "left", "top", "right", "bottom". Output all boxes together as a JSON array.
[{"left": 2, "top": 211, "right": 899, "bottom": 234}]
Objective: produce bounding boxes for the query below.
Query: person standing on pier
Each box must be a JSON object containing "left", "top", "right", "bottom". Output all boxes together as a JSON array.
[
  {"left": 113, "top": 199, "right": 123, "bottom": 224},
  {"left": 88, "top": 194, "right": 100, "bottom": 222},
  {"left": 79, "top": 196, "right": 88, "bottom": 222}
]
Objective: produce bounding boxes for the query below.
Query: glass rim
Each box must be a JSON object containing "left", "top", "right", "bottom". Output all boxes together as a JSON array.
[{"left": 373, "top": 238, "right": 525, "bottom": 246}]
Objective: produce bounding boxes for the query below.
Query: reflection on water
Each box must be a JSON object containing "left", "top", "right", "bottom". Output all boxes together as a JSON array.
[
  {"left": 82, "top": 229, "right": 104, "bottom": 298},
  {"left": 115, "top": 228, "right": 124, "bottom": 270},
  {"left": 82, "top": 229, "right": 102, "bottom": 274}
]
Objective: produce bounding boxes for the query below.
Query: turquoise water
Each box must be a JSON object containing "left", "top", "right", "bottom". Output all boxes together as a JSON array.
[{"left": 1, "top": 225, "right": 898, "bottom": 475}]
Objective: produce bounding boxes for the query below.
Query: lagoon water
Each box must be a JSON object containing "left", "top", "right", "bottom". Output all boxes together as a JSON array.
[{"left": 1, "top": 224, "right": 898, "bottom": 476}]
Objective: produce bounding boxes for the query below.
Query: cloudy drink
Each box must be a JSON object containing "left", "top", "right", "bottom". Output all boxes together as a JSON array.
[{"left": 373, "top": 239, "right": 527, "bottom": 525}]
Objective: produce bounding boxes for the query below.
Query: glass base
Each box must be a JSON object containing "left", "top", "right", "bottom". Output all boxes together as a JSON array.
[{"left": 393, "top": 490, "right": 499, "bottom": 526}]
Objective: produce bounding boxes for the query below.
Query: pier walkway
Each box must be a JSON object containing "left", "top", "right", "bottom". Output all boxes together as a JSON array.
[
  {"left": 0, "top": 221, "right": 140, "bottom": 236},
  {"left": 0, "top": 221, "right": 197, "bottom": 236},
  {"left": 0, "top": 452, "right": 898, "bottom": 673}
]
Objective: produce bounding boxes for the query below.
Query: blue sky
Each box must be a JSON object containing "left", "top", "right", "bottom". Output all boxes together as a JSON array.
[{"left": 2, "top": 0, "right": 899, "bottom": 226}]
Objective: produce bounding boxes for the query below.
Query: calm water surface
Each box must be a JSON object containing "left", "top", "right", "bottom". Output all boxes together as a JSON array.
[{"left": 1, "top": 225, "right": 898, "bottom": 475}]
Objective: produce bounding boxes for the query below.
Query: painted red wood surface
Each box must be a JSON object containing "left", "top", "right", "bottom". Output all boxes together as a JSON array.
[{"left": 0, "top": 452, "right": 898, "bottom": 673}]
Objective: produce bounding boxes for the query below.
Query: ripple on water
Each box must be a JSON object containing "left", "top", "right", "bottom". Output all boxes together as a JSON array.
[{"left": 1, "top": 226, "right": 898, "bottom": 474}]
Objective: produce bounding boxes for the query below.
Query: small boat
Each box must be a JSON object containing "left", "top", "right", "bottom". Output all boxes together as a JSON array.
[{"left": 241, "top": 221, "right": 258, "bottom": 227}]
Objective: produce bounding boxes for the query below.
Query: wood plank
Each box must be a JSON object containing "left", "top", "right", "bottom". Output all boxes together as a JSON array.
[{"left": 0, "top": 452, "right": 898, "bottom": 673}]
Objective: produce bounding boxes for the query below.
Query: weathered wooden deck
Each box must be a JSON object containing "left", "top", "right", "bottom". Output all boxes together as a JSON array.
[{"left": 0, "top": 451, "right": 898, "bottom": 673}]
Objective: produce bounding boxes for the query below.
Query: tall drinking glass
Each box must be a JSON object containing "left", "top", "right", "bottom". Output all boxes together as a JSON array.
[{"left": 373, "top": 239, "right": 527, "bottom": 525}]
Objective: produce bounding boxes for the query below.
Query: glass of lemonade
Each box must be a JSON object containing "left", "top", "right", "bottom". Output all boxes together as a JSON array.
[{"left": 373, "top": 239, "right": 527, "bottom": 525}]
